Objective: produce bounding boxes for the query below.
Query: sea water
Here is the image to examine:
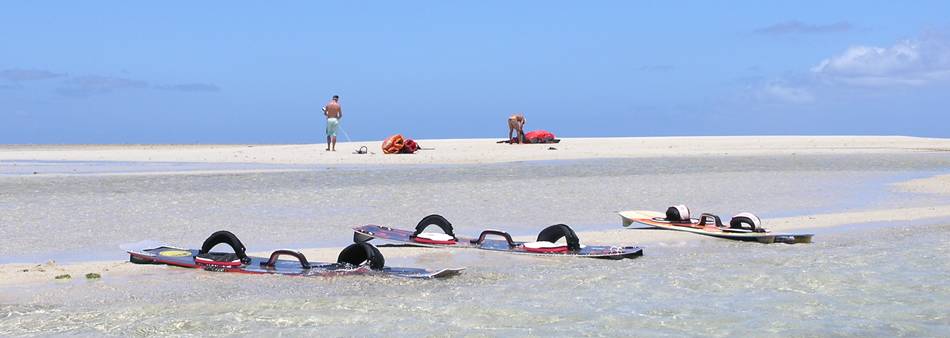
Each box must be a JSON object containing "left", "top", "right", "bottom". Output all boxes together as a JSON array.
[{"left": 0, "top": 153, "right": 948, "bottom": 335}]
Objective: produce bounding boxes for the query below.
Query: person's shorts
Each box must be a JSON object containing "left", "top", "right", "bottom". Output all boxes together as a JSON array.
[{"left": 326, "top": 118, "right": 339, "bottom": 137}]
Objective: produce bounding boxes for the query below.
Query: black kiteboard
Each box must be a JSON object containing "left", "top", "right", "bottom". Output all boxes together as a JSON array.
[
  {"left": 353, "top": 215, "right": 643, "bottom": 260},
  {"left": 126, "top": 231, "right": 464, "bottom": 279}
]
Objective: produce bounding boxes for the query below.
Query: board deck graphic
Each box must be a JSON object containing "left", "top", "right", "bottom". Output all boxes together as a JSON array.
[
  {"left": 619, "top": 210, "right": 813, "bottom": 244},
  {"left": 126, "top": 240, "right": 463, "bottom": 279},
  {"left": 353, "top": 224, "right": 643, "bottom": 260}
]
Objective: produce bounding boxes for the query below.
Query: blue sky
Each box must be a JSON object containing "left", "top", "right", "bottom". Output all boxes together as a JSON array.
[{"left": 2, "top": 1, "right": 949, "bottom": 143}]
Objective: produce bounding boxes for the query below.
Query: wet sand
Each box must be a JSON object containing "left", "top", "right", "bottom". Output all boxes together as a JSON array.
[
  {"left": 1, "top": 136, "right": 949, "bottom": 335},
  {"left": 894, "top": 173, "right": 950, "bottom": 195},
  {"left": 2, "top": 136, "right": 949, "bottom": 285},
  {"left": 3, "top": 204, "right": 949, "bottom": 289}
]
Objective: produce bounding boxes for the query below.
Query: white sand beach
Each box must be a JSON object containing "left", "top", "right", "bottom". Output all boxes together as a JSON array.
[{"left": 3, "top": 135, "right": 949, "bottom": 167}]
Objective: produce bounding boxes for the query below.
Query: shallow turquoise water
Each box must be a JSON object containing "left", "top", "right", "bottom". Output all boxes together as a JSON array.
[
  {"left": 1, "top": 153, "right": 947, "bottom": 263},
  {"left": 0, "top": 153, "right": 949, "bottom": 336},
  {"left": 1, "top": 222, "right": 947, "bottom": 336}
]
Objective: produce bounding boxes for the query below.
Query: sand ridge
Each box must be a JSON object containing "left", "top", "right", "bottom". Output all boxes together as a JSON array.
[
  {"left": 893, "top": 174, "right": 950, "bottom": 195},
  {"left": 3, "top": 136, "right": 949, "bottom": 167}
]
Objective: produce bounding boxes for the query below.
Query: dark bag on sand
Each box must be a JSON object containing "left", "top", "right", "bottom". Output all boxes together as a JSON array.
[{"left": 400, "top": 139, "right": 419, "bottom": 153}]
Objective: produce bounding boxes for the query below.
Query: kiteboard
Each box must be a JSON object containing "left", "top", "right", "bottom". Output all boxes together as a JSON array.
[
  {"left": 126, "top": 231, "right": 464, "bottom": 279},
  {"left": 353, "top": 215, "right": 643, "bottom": 260},
  {"left": 618, "top": 205, "right": 813, "bottom": 244}
]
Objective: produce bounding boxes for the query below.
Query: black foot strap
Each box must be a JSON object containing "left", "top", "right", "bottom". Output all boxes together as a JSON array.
[
  {"left": 536, "top": 224, "right": 581, "bottom": 251},
  {"left": 337, "top": 243, "right": 385, "bottom": 270},
  {"left": 199, "top": 230, "right": 250, "bottom": 264},
  {"left": 412, "top": 214, "right": 456, "bottom": 239}
]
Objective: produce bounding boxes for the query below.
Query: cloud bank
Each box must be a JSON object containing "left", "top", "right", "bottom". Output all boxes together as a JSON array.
[
  {"left": 811, "top": 34, "right": 950, "bottom": 86},
  {"left": 749, "top": 32, "right": 950, "bottom": 104}
]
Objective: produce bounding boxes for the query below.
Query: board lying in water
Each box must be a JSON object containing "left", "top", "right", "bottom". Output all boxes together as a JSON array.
[
  {"left": 126, "top": 231, "right": 463, "bottom": 279},
  {"left": 353, "top": 215, "right": 643, "bottom": 260},
  {"left": 619, "top": 205, "right": 813, "bottom": 244}
]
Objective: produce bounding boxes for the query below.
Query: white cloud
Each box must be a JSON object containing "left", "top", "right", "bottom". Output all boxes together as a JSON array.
[
  {"left": 759, "top": 81, "right": 815, "bottom": 104},
  {"left": 742, "top": 32, "right": 950, "bottom": 106},
  {"left": 811, "top": 35, "right": 950, "bottom": 86}
]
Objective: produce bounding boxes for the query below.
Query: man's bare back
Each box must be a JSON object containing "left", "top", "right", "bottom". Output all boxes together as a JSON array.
[{"left": 324, "top": 101, "right": 342, "bottom": 119}]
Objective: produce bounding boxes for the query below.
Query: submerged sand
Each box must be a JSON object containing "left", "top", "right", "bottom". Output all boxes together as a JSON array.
[
  {"left": 1, "top": 136, "right": 949, "bottom": 289},
  {"left": 2, "top": 203, "right": 949, "bottom": 288},
  {"left": 894, "top": 173, "right": 950, "bottom": 195}
]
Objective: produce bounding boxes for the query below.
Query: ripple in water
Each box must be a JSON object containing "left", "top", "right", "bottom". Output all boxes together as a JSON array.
[{"left": 1, "top": 223, "right": 947, "bottom": 336}]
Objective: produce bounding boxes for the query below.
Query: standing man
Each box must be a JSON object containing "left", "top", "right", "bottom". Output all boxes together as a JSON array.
[
  {"left": 323, "top": 95, "right": 342, "bottom": 151},
  {"left": 507, "top": 113, "right": 526, "bottom": 144}
]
